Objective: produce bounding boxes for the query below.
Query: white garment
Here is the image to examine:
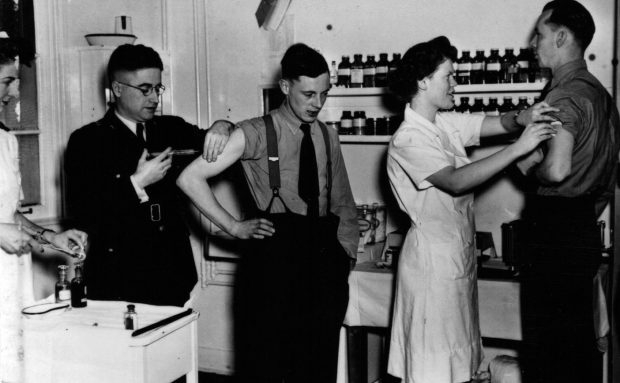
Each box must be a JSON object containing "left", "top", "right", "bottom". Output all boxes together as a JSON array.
[
  {"left": 386, "top": 106, "right": 485, "bottom": 383},
  {"left": 0, "top": 130, "right": 34, "bottom": 383}
]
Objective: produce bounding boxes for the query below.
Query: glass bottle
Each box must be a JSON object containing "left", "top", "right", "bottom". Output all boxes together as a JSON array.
[
  {"left": 365, "top": 117, "right": 376, "bottom": 135},
  {"left": 363, "top": 55, "right": 376, "bottom": 88},
  {"left": 455, "top": 97, "right": 471, "bottom": 113},
  {"left": 501, "top": 48, "right": 518, "bottom": 83},
  {"left": 499, "top": 96, "right": 515, "bottom": 115},
  {"left": 375, "top": 53, "right": 389, "bottom": 87},
  {"left": 484, "top": 97, "right": 500, "bottom": 116},
  {"left": 339, "top": 110, "right": 353, "bottom": 135},
  {"left": 353, "top": 111, "right": 366, "bottom": 135},
  {"left": 124, "top": 304, "right": 139, "bottom": 330},
  {"left": 388, "top": 53, "right": 401, "bottom": 81},
  {"left": 456, "top": 50, "right": 472, "bottom": 85},
  {"left": 516, "top": 96, "right": 530, "bottom": 111},
  {"left": 329, "top": 60, "right": 338, "bottom": 86},
  {"left": 55, "top": 265, "right": 71, "bottom": 304},
  {"left": 485, "top": 49, "right": 501, "bottom": 84},
  {"left": 337, "top": 56, "right": 351, "bottom": 87},
  {"left": 350, "top": 54, "right": 364, "bottom": 88},
  {"left": 516, "top": 48, "right": 530, "bottom": 83},
  {"left": 375, "top": 117, "right": 388, "bottom": 135},
  {"left": 470, "top": 97, "right": 486, "bottom": 115},
  {"left": 470, "top": 50, "right": 486, "bottom": 84},
  {"left": 70, "top": 261, "right": 87, "bottom": 308}
]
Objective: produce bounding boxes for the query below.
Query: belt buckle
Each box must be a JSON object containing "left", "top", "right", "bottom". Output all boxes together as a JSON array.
[{"left": 150, "top": 203, "right": 161, "bottom": 222}]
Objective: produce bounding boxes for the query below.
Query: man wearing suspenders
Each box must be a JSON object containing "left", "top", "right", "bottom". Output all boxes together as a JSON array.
[{"left": 178, "top": 43, "right": 358, "bottom": 383}]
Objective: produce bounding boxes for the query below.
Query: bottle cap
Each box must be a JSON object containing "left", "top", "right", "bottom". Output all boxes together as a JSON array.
[{"left": 127, "top": 304, "right": 135, "bottom": 311}]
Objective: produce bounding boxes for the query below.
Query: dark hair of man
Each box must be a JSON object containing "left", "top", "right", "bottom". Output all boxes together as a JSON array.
[
  {"left": 107, "top": 44, "right": 164, "bottom": 83},
  {"left": 388, "top": 36, "right": 457, "bottom": 101},
  {"left": 542, "top": 0, "right": 595, "bottom": 51},
  {"left": 0, "top": 37, "right": 35, "bottom": 67},
  {"left": 280, "top": 43, "right": 329, "bottom": 80}
]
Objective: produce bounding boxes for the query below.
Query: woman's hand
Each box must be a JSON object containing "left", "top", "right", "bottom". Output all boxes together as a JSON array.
[
  {"left": 0, "top": 223, "right": 37, "bottom": 254},
  {"left": 512, "top": 122, "right": 557, "bottom": 157},
  {"left": 48, "top": 229, "right": 88, "bottom": 257},
  {"left": 230, "top": 218, "right": 275, "bottom": 239},
  {"left": 517, "top": 102, "right": 560, "bottom": 126}
]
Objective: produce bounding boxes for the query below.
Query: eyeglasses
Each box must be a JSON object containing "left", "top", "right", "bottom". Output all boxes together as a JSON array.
[{"left": 116, "top": 81, "right": 166, "bottom": 97}]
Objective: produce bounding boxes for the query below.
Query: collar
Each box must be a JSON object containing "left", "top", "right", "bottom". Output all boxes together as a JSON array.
[
  {"left": 114, "top": 110, "right": 139, "bottom": 135},
  {"left": 548, "top": 58, "right": 587, "bottom": 91},
  {"left": 276, "top": 100, "right": 314, "bottom": 135},
  {"left": 404, "top": 104, "right": 443, "bottom": 135}
]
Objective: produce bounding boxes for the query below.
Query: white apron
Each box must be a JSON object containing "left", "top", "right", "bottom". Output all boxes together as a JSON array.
[
  {"left": 386, "top": 107, "right": 485, "bottom": 383},
  {"left": 0, "top": 130, "right": 34, "bottom": 383}
]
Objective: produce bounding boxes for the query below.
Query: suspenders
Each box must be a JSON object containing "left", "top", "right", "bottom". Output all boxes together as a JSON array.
[{"left": 262, "top": 114, "right": 332, "bottom": 214}]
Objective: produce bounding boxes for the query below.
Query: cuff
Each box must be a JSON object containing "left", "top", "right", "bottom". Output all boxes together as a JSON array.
[{"left": 130, "top": 175, "right": 150, "bottom": 203}]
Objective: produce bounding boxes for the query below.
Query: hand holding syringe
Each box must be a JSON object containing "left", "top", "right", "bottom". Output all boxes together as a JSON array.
[{"left": 21, "top": 225, "right": 88, "bottom": 260}]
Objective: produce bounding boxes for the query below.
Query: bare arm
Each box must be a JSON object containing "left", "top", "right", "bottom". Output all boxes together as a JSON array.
[
  {"left": 427, "top": 122, "right": 557, "bottom": 194},
  {"left": 177, "top": 128, "right": 274, "bottom": 239},
  {"left": 534, "top": 128, "right": 574, "bottom": 183}
]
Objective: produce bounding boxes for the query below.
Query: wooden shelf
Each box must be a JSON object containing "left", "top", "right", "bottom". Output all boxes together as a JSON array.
[
  {"left": 328, "top": 87, "right": 389, "bottom": 96},
  {"left": 328, "top": 82, "right": 546, "bottom": 97}
]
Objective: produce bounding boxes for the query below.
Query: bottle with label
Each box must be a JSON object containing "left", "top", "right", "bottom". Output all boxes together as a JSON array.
[
  {"left": 455, "top": 97, "right": 471, "bottom": 113},
  {"left": 339, "top": 110, "right": 353, "bottom": 135},
  {"left": 484, "top": 97, "right": 500, "bottom": 116},
  {"left": 353, "top": 111, "right": 367, "bottom": 135},
  {"left": 470, "top": 97, "right": 486, "bottom": 115},
  {"left": 501, "top": 48, "right": 519, "bottom": 83},
  {"left": 388, "top": 53, "right": 401, "bottom": 81},
  {"left": 363, "top": 55, "right": 376, "bottom": 88},
  {"left": 499, "top": 96, "right": 515, "bottom": 115},
  {"left": 365, "top": 117, "right": 376, "bottom": 135},
  {"left": 456, "top": 50, "right": 472, "bottom": 85},
  {"left": 516, "top": 96, "right": 530, "bottom": 111},
  {"left": 516, "top": 48, "right": 530, "bottom": 83},
  {"left": 329, "top": 60, "right": 338, "bottom": 86},
  {"left": 375, "top": 53, "right": 389, "bottom": 87},
  {"left": 55, "top": 265, "right": 71, "bottom": 303},
  {"left": 337, "top": 56, "right": 351, "bottom": 87},
  {"left": 350, "top": 54, "right": 364, "bottom": 88},
  {"left": 70, "top": 261, "right": 87, "bottom": 308},
  {"left": 124, "top": 304, "right": 139, "bottom": 330},
  {"left": 485, "top": 49, "right": 501, "bottom": 84},
  {"left": 470, "top": 50, "right": 486, "bottom": 84}
]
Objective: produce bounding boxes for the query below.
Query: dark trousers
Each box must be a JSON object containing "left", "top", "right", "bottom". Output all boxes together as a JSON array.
[
  {"left": 519, "top": 195, "right": 603, "bottom": 383},
  {"left": 235, "top": 213, "right": 350, "bottom": 383}
]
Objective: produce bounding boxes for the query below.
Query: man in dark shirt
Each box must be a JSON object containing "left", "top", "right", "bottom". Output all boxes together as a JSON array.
[
  {"left": 178, "top": 43, "right": 358, "bottom": 382},
  {"left": 517, "top": 1, "right": 620, "bottom": 381},
  {"left": 65, "top": 44, "right": 209, "bottom": 307}
]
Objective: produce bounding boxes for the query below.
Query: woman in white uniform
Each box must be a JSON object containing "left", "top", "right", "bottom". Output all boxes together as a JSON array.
[
  {"left": 386, "top": 36, "right": 559, "bottom": 383},
  {"left": 0, "top": 35, "right": 87, "bottom": 382}
]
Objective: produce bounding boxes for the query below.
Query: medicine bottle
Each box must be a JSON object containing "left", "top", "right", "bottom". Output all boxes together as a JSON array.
[
  {"left": 455, "top": 97, "right": 471, "bottom": 114},
  {"left": 456, "top": 51, "right": 472, "bottom": 85},
  {"left": 350, "top": 54, "right": 364, "bottom": 88},
  {"left": 516, "top": 96, "right": 530, "bottom": 111},
  {"left": 470, "top": 97, "right": 486, "bottom": 115},
  {"left": 484, "top": 97, "right": 500, "bottom": 116},
  {"left": 499, "top": 97, "right": 515, "bottom": 115},
  {"left": 55, "top": 265, "right": 71, "bottom": 304},
  {"left": 363, "top": 55, "right": 376, "bottom": 88},
  {"left": 353, "top": 111, "right": 366, "bottom": 135},
  {"left": 124, "top": 304, "right": 139, "bottom": 330},
  {"left": 337, "top": 56, "right": 351, "bottom": 87},
  {"left": 375, "top": 53, "right": 389, "bottom": 87},
  {"left": 70, "top": 261, "right": 87, "bottom": 308},
  {"left": 516, "top": 48, "right": 530, "bottom": 83},
  {"left": 388, "top": 53, "right": 401, "bottom": 82},
  {"left": 501, "top": 48, "right": 518, "bottom": 83},
  {"left": 485, "top": 49, "right": 501, "bottom": 84},
  {"left": 470, "top": 50, "right": 486, "bottom": 84},
  {"left": 339, "top": 111, "right": 353, "bottom": 135},
  {"left": 329, "top": 61, "right": 338, "bottom": 86}
]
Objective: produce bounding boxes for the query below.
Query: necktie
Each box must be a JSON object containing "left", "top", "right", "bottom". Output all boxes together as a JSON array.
[
  {"left": 298, "top": 123, "right": 319, "bottom": 216},
  {"left": 136, "top": 122, "right": 146, "bottom": 148}
]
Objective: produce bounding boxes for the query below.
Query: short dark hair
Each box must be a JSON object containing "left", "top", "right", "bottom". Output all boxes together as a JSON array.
[
  {"left": 0, "top": 37, "right": 35, "bottom": 67},
  {"left": 542, "top": 0, "right": 595, "bottom": 51},
  {"left": 280, "top": 43, "right": 328, "bottom": 80},
  {"left": 107, "top": 44, "right": 163, "bottom": 82},
  {"left": 389, "top": 36, "right": 457, "bottom": 101}
]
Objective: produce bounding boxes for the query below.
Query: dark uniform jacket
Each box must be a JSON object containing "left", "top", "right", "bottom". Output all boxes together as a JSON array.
[{"left": 65, "top": 108, "right": 205, "bottom": 306}]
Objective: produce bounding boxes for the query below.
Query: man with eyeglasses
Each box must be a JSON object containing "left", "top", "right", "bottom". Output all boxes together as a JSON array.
[{"left": 65, "top": 44, "right": 212, "bottom": 306}]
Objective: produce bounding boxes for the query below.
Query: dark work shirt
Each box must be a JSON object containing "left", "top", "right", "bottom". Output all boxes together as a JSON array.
[
  {"left": 238, "top": 101, "right": 359, "bottom": 258},
  {"left": 539, "top": 59, "right": 620, "bottom": 215}
]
